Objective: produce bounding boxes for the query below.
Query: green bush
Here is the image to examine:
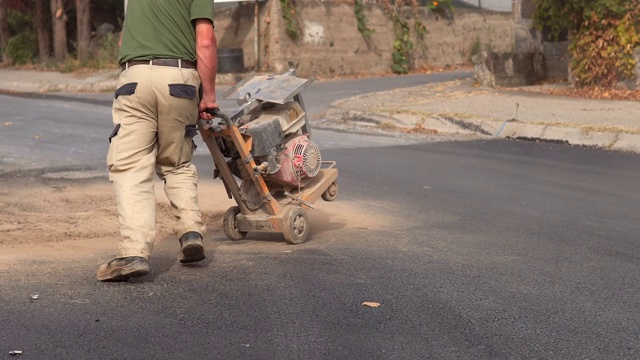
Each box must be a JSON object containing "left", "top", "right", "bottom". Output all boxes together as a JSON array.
[
  {"left": 5, "top": 32, "right": 38, "bottom": 65},
  {"left": 54, "top": 32, "right": 120, "bottom": 72},
  {"left": 8, "top": 9, "right": 33, "bottom": 33},
  {"left": 534, "top": 0, "right": 640, "bottom": 88},
  {"left": 92, "top": 32, "right": 120, "bottom": 68},
  {"left": 469, "top": 36, "right": 481, "bottom": 59},
  {"left": 5, "top": 9, "right": 37, "bottom": 65}
]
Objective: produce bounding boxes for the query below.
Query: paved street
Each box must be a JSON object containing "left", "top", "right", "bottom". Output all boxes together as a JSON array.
[{"left": 1, "top": 73, "right": 639, "bottom": 359}]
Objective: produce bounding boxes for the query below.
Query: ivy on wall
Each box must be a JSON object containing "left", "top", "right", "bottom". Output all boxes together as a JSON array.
[
  {"left": 280, "top": 0, "right": 454, "bottom": 74},
  {"left": 280, "top": 0, "right": 299, "bottom": 39},
  {"left": 534, "top": 0, "right": 640, "bottom": 88},
  {"left": 382, "top": 0, "right": 451, "bottom": 74},
  {"left": 354, "top": 0, "right": 375, "bottom": 39}
]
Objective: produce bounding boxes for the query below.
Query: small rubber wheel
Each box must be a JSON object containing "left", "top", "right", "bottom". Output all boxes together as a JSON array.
[
  {"left": 223, "top": 206, "right": 247, "bottom": 241},
  {"left": 321, "top": 182, "right": 338, "bottom": 202},
  {"left": 282, "top": 207, "right": 309, "bottom": 245}
]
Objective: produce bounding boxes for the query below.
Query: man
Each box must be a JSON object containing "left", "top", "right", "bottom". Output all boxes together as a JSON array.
[{"left": 97, "top": 0, "right": 219, "bottom": 282}]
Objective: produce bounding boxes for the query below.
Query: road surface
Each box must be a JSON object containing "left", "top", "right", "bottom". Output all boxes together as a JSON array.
[{"left": 1, "top": 73, "right": 639, "bottom": 359}]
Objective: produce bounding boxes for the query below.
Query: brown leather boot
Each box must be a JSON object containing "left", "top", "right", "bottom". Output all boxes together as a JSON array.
[
  {"left": 96, "top": 256, "right": 150, "bottom": 282},
  {"left": 180, "top": 231, "right": 205, "bottom": 263}
]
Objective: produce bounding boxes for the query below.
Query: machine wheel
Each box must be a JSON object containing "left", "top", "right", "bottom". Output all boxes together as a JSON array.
[
  {"left": 223, "top": 206, "right": 247, "bottom": 241},
  {"left": 282, "top": 207, "right": 309, "bottom": 245},
  {"left": 321, "top": 182, "right": 338, "bottom": 202}
]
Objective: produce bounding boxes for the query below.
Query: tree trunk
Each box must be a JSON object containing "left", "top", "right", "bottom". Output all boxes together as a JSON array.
[
  {"left": 50, "top": 0, "right": 68, "bottom": 62},
  {"left": 35, "top": 0, "right": 50, "bottom": 62},
  {"left": 0, "top": 0, "right": 11, "bottom": 64},
  {"left": 75, "top": 0, "right": 90, "bottom": 62}
]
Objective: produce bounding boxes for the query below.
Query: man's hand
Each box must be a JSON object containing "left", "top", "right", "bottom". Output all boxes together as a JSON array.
[{"left": 199, "top": 98, "right": 218, "bottom": 120}]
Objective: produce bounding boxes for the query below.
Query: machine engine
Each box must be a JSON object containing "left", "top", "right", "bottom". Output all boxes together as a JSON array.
[
  {"left": 268, "top": 134, "right": 321, "bottom": 187},
  {"left": 231, "top": 101, "right": 322, "bottom": 188},
  {"left": 198, "top": 64, "right": 338, "bottom": 244}
]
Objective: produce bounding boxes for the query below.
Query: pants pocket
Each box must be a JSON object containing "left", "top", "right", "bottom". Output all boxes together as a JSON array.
[
  {"left": 186, "top": 124, "right": 198, "bottom": 153},
  {"left": 108, "top": 124, "right": 121, "bottom": 143},
  {"left": 178, "top": 124, "right": 198, "bottom": 165},
  {"left": 106, "top": 124, "right": 121, "bottom": 169},
  {"left": 168, "top": 84, "right": 197, "bottom": 99},
  {"left": 114, "top": 82, "right": 138, "bottom": 99}
]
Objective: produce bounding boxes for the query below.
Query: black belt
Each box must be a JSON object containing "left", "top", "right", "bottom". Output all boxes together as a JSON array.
[{"left": 121, "top": 59, "right": 196, "bottom": 71}]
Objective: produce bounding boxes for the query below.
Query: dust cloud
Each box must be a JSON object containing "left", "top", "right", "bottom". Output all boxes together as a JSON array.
[{"left": 0, "top": 176, "right": 396, "bottom": 266}]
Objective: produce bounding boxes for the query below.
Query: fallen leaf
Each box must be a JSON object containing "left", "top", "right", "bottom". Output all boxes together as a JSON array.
[
  {"left": 362, "top": 302, "right": 381, "bottom": 308},
  {"left": 35, "top": 135, "right": 43, "bottom": 139},
  {"left": 4, "top": 122, "right": 12, "bottom": 125}
]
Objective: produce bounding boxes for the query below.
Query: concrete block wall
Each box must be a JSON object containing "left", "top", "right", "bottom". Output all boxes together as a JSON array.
[
  {"left": 419, "top": 9, "right": 514, "bottom": 69},
  {"left": 213, "top": 1, "right": 514, "bottom": 78},
  {"left": 214, "top": 4, "right": 262, "bottom": 72},
  {"left": 263, "top": 1, "right": 388, "bottom": 77}
]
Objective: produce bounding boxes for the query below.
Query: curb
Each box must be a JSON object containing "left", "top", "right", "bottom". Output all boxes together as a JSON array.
[{"left": 325, "top": 104, "right": 640, "bottom": 154}]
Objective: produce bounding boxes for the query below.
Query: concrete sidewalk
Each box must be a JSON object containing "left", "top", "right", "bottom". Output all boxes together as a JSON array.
[
  {"left": 0, "top": 68, "right": 120, "bottom": 93},
  {"left": 0, "top": 68, "right": 243, "bottom": 93},
  {"left": 1, "top": 68, "right": 639, "bottom": 153},
  {"left": 325, "top": 79, "right": 640, "bottom": 153}
]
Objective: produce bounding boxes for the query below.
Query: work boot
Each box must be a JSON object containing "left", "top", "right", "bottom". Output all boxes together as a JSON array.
[
  {"left": 180, "top": 231, "right": 206, "bottom": 264},
  {"left": 96, "top": 256, "right": 150, "bottom": 282}
]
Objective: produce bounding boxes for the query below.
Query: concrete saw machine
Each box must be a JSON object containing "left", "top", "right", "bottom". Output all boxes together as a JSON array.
[{"left": 199, "top": 62, "right": 339, "bottom": 244}]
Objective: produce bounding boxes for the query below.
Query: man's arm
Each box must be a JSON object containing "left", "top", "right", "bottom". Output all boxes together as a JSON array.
[{"left": 195, "top": 19, "right": 218, "bottom": 120}]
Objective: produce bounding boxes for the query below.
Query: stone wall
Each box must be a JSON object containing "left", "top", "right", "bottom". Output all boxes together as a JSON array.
[
  {"left": 213, "top": 1, "right": 514, "bottom": 78},
  {"left": 473, "top": 51, "right": 545, "bottom": 87}
]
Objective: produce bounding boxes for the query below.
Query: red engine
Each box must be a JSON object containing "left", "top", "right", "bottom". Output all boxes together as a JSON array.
[{"left": 267, "top": 134, "right": 321, "bottom": 187}]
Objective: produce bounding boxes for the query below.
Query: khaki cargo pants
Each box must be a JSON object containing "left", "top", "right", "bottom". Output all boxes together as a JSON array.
[{"left": 107, "top": 64, "right": 206, "bottom": 259}]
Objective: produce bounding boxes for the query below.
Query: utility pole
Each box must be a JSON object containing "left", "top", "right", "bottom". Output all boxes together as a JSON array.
[{"left": 478, "top": 0, "right": 482, "bottom": 9}]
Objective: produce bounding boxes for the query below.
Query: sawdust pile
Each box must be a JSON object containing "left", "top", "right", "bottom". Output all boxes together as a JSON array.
[{"left": 0, "top": 177, "right": 223, "bottom": 246}]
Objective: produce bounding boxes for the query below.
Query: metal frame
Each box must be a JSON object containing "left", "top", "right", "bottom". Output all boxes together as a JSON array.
[{"left": 198, "top": 65, "right": 338, "bottom": 239}]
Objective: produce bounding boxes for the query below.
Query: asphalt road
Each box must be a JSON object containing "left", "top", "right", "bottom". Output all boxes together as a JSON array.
[
  {"left": 0, "top": 70, "right": 472, "bottom": 173},
  {"left": 1, "top": 73, "right": 640, "bottom": 359}
]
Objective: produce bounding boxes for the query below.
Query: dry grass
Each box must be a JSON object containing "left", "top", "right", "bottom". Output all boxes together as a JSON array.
[{"left": 375, "top": 121, "right": 438, "bottom": 135}]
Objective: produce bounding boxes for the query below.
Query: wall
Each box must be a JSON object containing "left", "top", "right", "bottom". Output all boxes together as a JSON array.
[
  {"left": 214, "top": 4, "right": 262, "bottom": 71},
  {"left": 541, "top": 40, "right": 570, "bottom": 80},
  {"left": 213, "top": 1, "right": 514, "bottom": 78},
  {"left": 512, "top": 0, "right": 569, "bottom": 80}
]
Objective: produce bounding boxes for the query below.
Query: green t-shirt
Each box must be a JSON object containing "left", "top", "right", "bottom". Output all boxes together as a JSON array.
[{"left": 119, "top": 0, "right": 214, "bottom": 64}]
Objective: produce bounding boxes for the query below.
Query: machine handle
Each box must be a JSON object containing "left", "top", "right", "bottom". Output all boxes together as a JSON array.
[
  {"left": 204, "top": 107, "right": 220, "bottom": 117},
  {"left": 204, "top": 108, "right": 234, "bottom": 128}
]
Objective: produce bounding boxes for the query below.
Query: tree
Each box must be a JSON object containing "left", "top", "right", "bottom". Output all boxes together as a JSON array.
[
  {"left": 35, "top": 0, "right": 50, "bottom": 62},
  {"left": 75, "top": 0, "right": 90, "bottom": 62},
  {"left": 50, "top": 0, "right": 67, "bottom": 62},
  {"left": 0, "top": 0, "right": 11, "bottom": 64}
]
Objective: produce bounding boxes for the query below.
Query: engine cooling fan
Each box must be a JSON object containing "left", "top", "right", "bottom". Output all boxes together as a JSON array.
[{"left": 268, "top": 135, "right": 321, "bottom": 187}]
